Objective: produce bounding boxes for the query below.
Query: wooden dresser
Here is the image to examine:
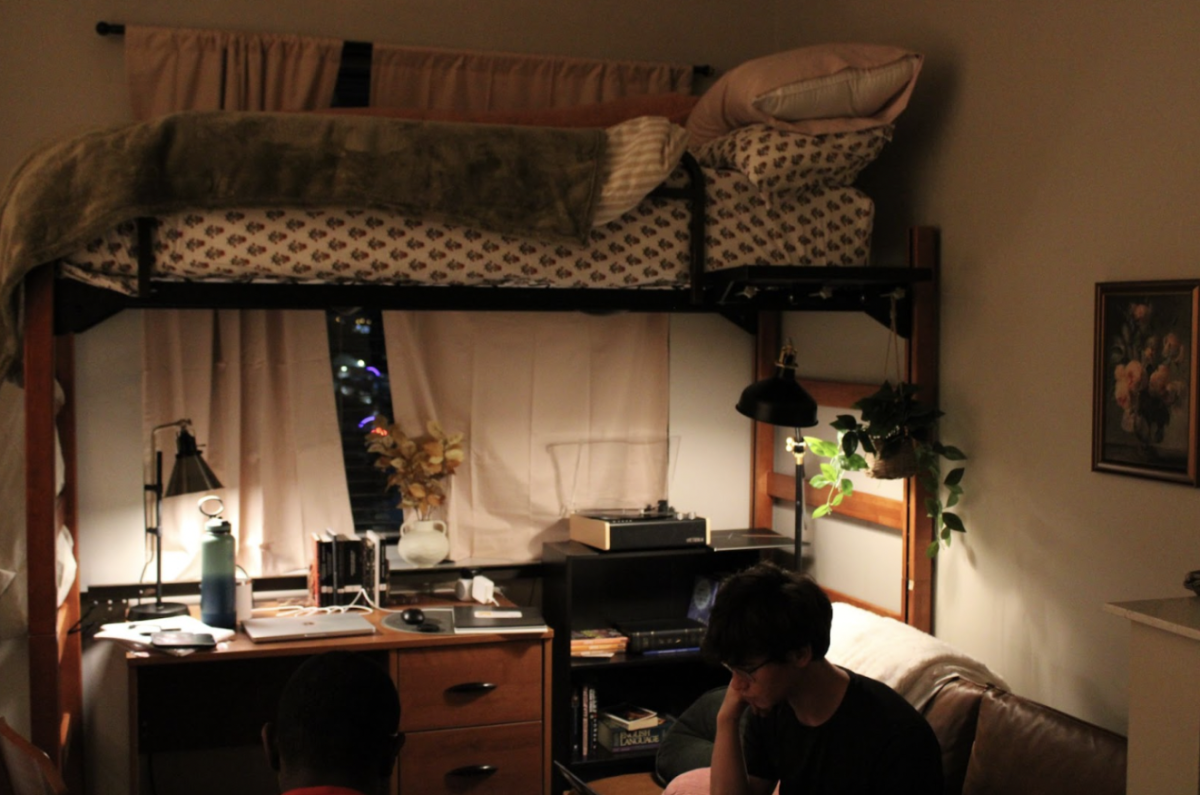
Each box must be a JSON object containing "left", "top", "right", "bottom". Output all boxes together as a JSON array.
[
  {"left": 126, "top": 608, "right": 552, "bottom": 795},
  {"left": 397, "top": 640, "right": 548, "bottom": 794}
]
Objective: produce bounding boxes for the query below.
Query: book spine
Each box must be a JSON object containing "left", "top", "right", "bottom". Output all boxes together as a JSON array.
[
  {"left": 324, "top": 530, "right": 340, "bottom": 606},
  {"left": 570, "top": 687, "right": 582, "bottom": 761},
  {"left": 580, "top": 684, "right": 589, "bottom": 761},
  {"left": 339, "top": 534, "right": 363, "bottom": 605},
  {"left": 364, "top": 531, "right": 389, "bottom": 605},
  {"left": 624, "top": 626, "right": 706, "bottom": 653},
  {"left": 587, "top": 684, "right": 598, "bottom": 757},
  {"left": 570, "top": 636, "right": 629, "bottom": 648},
  {"left": 597, "top": 717, "right": 674, "bottom": 752},
  {"left": 310, "top": 533, "right": 334, "bottom": 607},
  {"left": 570, "top": 640, "right": 629, "bottom": 652}
]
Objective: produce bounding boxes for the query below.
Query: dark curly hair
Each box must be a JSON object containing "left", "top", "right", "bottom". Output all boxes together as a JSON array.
[
  {"left": 275, "top": 651, "right": 400, "bottom": 774},
  {"left": 700, "top": 561, "right": 832, "bottom": 667}
]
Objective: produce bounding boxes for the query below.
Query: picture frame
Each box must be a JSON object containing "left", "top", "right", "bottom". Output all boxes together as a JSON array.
[{"left": 1092, "top": 280, "right": 1199, "bottom": 484}]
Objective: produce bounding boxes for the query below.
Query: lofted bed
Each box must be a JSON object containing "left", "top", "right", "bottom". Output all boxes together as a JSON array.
[{"left": 5, "top": 30, "right": 938, "bottom": 788}]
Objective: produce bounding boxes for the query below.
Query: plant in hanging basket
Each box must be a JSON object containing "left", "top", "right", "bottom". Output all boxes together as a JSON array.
[{"left": 803, "top": 381, "right": 967, "bottom": 557}]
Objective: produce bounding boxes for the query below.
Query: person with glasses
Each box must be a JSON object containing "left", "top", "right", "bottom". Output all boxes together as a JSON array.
[
  {"left": 262, "top": 650, "right": 404, "bottom": 795},
  {"left": 701, "top": 561, "right": 942, "bottom": 795}
]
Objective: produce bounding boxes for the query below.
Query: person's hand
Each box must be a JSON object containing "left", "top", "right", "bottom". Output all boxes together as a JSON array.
[{"left": 717, "top": 676, "right": 750, "bottom": 726}]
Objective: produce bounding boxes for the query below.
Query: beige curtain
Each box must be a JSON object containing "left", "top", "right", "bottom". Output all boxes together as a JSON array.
[
  {"left": 371, "top": 44, "right": 693, "bottom": 110},
  {"left": 144, "top": 310, "right": 352, "bottom": 578},
  {"left": 128, "top": 27, "right": 351, "bottom": 579},
  {"left": 124, "top": 25, "right": 343, "bottom": 120},
  {"left": 382, "top": 312, "right": 670, "bottom": 563}
]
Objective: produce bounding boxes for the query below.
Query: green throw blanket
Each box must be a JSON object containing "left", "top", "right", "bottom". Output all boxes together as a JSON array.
[{"left": 0, "top": 110, "right": 607, "bottom": 381}]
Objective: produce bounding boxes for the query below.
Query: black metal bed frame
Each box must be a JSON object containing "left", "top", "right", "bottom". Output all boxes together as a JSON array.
[{"left": 52, "top": 148, "right": 931, "bottom": 339}]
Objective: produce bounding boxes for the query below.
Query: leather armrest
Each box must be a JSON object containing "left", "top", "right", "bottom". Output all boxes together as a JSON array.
[
  {"left": 961, "top": 688, "right": 1126, "bottom": 795},
  {"left": 922, "top": 677, "right": 986, "bottom": 795}
]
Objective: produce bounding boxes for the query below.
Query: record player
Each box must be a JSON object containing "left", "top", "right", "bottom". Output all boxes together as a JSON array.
[{"left": 569, "top": 500, "right": 710, "bottom": 552}]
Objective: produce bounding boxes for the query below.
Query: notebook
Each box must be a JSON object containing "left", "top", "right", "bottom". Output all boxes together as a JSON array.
[
  {"left": 452, "top": 605, "right": 549, "bottom": 634},
  {"left": 554, "top": 761, "right": 602, "bottom": 795},
  {"left": 242, "top": 612, "right": 376, "bottom": 643}
]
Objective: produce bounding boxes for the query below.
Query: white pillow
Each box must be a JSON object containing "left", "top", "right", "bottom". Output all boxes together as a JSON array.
[
  {"left": 687, "top": 44, "right": 923, "bottom": 147},
  {"left": 753, "top": 56, "right": 918, "bottom": 121}
]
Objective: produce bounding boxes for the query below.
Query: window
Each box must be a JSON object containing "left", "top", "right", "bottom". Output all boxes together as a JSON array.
[{"left": 326, "top": 308, "right": 402, "bottom": 534}]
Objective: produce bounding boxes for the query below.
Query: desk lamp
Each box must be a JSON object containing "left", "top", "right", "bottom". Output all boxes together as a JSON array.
[
  {"left": 128, "top": 419, "right": 223, "bottom": 621},
  {"left": 736, "top": 341, "right": 818, "bottom": 566}
]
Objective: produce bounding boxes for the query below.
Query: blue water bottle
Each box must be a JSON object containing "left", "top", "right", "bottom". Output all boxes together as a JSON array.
[{"left": 200, "top": 511, "right": 237, "bottom": 629}]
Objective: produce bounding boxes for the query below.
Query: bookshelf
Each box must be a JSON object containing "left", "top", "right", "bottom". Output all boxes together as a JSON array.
[{"left": 542, "top": 529, "right": 791, "bottom": 783}]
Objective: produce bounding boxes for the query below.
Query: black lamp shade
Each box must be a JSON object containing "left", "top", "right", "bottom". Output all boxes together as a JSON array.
[
  {"left": 736, "top": 348, "right": 819, "bottom": 428},
  {"left": 165, "top": 427, "right": 223, "bottom": 497}
]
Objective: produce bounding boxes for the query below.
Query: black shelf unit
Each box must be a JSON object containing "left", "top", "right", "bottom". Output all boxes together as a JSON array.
[{"left": 542, "top": 531, "right": 791, "bottom": 783}]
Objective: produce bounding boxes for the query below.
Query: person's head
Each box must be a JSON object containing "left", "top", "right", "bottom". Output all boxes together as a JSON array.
[
  {"left": 262, "top": 651, "right": 402, "bottom": 795},
  {"left": 701, "top": 560, "right": 832, "bottom": 674}
]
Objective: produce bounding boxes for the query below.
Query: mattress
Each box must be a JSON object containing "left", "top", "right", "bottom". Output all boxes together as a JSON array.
[{"left": 59, "top": 166, "right": 873, "bottom": 294}]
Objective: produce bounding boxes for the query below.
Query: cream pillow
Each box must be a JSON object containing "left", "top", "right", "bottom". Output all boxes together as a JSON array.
[
  {"left": 593, "top": 116, "right": 689, "bottom": 226},
  {"left": 687, "top": 44, "right": 923, "bottom": 147}
]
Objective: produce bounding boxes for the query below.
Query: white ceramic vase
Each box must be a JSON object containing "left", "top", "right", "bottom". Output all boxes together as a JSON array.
[{"left": 397, "top": 518, "right": 450, "bottom": 567}]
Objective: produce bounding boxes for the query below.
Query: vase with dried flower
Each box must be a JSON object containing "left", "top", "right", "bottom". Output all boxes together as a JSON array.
[{"left": 366, "top": 418, "right": 465, "bottom": 567}]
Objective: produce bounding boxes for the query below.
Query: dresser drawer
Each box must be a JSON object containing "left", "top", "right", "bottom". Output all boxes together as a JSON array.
[
  {"left": 397, "top": 641, "right": 544, "bottom": 730},
  {"left": 398, "top": 721, "right": 543, "bottom": 795}
]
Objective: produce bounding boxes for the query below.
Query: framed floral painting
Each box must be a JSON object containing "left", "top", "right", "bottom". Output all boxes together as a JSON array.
[{"left": 1092, "top": 281, "right": 1199, "bottom": 484}]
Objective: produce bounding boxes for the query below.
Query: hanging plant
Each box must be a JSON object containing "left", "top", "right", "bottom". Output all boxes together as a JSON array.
[{"left": 804, "top": 381, "right": 967, "bottom": 557}]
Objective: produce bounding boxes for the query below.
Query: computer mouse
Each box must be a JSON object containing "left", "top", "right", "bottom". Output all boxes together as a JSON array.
[{"left": 400, "top": 608, "right": 425, "bottom": 626}]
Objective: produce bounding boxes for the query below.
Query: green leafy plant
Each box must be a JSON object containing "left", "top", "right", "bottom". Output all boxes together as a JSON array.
[{"left": 804, "top": 381, "right": 967, "bottom": 557}]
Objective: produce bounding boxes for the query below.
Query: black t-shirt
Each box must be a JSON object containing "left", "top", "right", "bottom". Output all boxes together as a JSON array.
[{"left": 743, "top": 670, "right": 943, "bottom": 795}]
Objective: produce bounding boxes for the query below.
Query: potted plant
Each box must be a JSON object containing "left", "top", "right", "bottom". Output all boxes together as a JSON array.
[{"left": 803, "top": 381, "right": 967, "bottom": 557}]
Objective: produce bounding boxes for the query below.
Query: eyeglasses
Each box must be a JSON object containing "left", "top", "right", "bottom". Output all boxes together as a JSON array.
[{"left": 722, "top": 659, "right": 771, "bottom": 681}]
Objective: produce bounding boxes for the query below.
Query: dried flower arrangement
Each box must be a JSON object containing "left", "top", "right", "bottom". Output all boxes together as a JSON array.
[{"left": 365, "top": 418, "right": 466, "bottom": 519}]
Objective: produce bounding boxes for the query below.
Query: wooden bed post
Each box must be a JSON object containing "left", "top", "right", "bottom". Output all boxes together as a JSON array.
[
  {"left": 903, "top": 227, "right": 939, "bottom": 632},
  {"left": 23, "top": 264, "right": 84, "bottom": 790}
]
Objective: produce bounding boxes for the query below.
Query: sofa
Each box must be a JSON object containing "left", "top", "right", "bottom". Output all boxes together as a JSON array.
[
  {"left": 586, "top": 676, "right": 1127, "bottom": 795},
  {"left": 584, "top": 603, "right": 1127, "bottom": 795}
]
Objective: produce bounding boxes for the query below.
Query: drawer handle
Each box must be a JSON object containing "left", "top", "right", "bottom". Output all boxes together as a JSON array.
[
  {"left": 448, "top": 764, "right": 498, "bottom": 777},
  {"left": 446, "top": 682, "right": 498, "bottom": 694}
]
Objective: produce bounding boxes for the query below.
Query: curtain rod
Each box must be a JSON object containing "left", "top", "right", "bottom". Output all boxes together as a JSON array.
[{"left": 94, "top": 22, "right": 713, "bottom": 76}]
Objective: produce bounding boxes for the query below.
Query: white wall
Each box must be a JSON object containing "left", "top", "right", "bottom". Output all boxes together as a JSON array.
[{"left": 770, "top": 0, "right": 1200, "bottom": 733}]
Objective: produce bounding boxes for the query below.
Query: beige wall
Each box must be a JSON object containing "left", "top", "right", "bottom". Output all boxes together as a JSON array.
[
  {"left": 4, "top": 0, "right": 1199, "bottom": 773},
  {"left": 777, "top": 0, "right": 1200, "bottom": 733}
]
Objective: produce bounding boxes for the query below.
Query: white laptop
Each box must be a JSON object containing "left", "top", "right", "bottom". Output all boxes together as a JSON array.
[{"left": 242, "top": 612, "right": 376, "bottom": 643}]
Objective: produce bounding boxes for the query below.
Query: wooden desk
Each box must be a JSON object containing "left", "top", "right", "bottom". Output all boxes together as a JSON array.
[{"left": 125, "top": 605, "right": 552, "bottom": 795}]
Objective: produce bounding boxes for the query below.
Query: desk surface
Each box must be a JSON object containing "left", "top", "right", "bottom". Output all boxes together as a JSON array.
[
  {"left": 125, "top": 597, "right": 552, "bottom": 666},
  {"left": 1105, "top": 596, "right": 1200, "bottom": 642}
]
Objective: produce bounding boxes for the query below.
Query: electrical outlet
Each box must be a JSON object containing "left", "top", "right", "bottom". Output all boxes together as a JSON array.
[{"left": 82, "top": 595, "right": 132, "bottom": 633}]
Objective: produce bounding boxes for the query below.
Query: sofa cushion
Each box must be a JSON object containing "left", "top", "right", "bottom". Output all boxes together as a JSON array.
[
  {"left": 589, "top": 772, "right": 663, "bottom": 795},
  {"left": 961, "top": 688, "right": 1127, "bottom": 795},
  {"left": 921, "top": 677, "right": 985, "bottom": 795}
]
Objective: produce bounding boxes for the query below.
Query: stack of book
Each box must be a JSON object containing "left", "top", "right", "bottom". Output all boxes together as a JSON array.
[
  {"left": 570, "top": 628, "right": 629, "bottom": 657},
  {"left": 596, "top": 703, "right": 675, "bottom": 754},
  {"left": 309, "top": 530, "right": 389, "bottom": 607}
]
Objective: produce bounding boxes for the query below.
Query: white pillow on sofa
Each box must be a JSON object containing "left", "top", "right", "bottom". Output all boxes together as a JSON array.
[{"left": 687, "top": 44, "right": 923, "bottom": 147}]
